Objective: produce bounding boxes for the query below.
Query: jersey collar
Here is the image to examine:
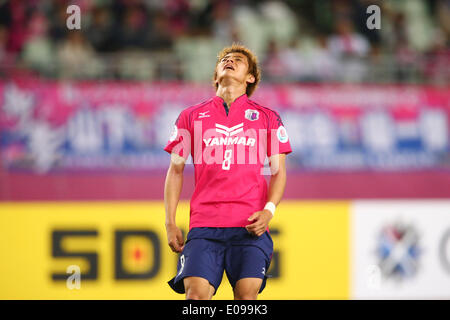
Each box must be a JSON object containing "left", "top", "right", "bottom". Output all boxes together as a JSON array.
[{"left": 213, "top": 93, "right": 248, "bottom": 110}]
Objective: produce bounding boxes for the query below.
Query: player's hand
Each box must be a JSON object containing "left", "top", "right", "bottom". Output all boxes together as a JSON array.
[
  {"left": 245, "top": 210, "right": 273, "bottom": 237},
  {"left": 165, "top": 223, "right": 185, "bottom": 253}
]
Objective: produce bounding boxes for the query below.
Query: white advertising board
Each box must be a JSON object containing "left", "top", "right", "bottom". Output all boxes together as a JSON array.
[{"left": 351, "top": 200, "right": 450, "bottom": 299}]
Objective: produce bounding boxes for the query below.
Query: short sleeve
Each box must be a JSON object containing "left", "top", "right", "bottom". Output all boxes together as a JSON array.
[
  {"left": 164, "top": 110, "right": 192, "bottom": 159},
  {"left": 267, "top": 110, "right": 292, "bottom": 157}
]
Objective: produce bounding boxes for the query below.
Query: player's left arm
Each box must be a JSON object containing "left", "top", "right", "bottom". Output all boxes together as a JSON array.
[{"left": 246, "top": 153, "right": 287, "bottom": 236}]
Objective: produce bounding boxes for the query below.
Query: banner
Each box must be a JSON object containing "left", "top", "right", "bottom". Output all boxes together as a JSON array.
[
  {"left": 1, "top": 80, "right": 448, "bottom": 173},
  {"left": 0, "top": 201, "right": 350, "bottom": 300}
]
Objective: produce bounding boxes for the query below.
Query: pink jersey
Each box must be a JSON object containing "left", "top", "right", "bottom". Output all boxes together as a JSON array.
[{"left": 164, "top": 94, "right": 292, "bottom": 229}]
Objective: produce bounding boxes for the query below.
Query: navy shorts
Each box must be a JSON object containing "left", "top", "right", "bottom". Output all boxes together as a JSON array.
[{"left": 168, "top": 227, "right": 273, "bottom": 295}]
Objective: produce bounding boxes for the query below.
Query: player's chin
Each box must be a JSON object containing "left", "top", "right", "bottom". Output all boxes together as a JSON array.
[{"left": 218, "top": 72, "right": 241, "bottom": 82}]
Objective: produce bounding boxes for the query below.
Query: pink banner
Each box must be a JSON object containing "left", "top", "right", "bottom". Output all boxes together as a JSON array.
[{"left": 0, "top": 79, "right": 449, "bottom": 200}]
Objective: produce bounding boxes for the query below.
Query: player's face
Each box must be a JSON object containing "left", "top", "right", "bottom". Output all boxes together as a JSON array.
[{"left": 216, "top": 52, "right": 255, "bottom": 86}]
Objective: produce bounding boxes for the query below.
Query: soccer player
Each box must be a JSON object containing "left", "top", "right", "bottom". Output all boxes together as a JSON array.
[{"left": 164, "top": 44, "right": 292, "bottom": 300}]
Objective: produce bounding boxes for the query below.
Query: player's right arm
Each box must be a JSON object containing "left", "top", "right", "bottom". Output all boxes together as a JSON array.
[
  {"left": 164, "top": 153, "right": 186, "bottom": 253},
  {"left": 163, "top": 109, "right": 191, "bottom": 253}
]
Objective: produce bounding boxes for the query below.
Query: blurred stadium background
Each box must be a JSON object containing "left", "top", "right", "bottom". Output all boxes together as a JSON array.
[{"left": 0, "top": 0, "right": 449, "bottom": 299}]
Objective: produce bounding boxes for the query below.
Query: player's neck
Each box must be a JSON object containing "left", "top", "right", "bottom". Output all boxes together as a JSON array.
[{"left": 216, "top": 84, "right": 246, "bottom": 107}]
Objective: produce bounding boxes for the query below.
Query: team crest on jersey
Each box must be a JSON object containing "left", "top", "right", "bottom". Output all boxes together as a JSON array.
[
  {"left": 245, "top": 109, "right": 259, "bottom": 121},
  {"left": 277, "top": 126, "right": 289, "bottom": 143}
]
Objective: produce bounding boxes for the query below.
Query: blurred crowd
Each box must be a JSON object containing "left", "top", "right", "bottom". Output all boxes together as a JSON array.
[{"left": 0, "top": 0, "right": 448, "bottom": 84}]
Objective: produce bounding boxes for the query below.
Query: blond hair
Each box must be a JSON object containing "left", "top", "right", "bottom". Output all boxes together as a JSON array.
[{"left": 212, "top": 43, "right": 261, "bottom": 97}]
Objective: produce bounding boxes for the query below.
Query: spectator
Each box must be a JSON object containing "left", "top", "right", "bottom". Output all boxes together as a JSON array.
[
  {"left": 310, "top": 33, "right": 338, "bottom": 82},
  {"left": 0, "top": 26, "right": 13, "bottom": 76},
  {"left": 392, "top": 13, "right": 418, "bottom": 82},
  {"left": 260, "top": 0, "right": 298, "bottom": 47},
  {"left": 278, "top": 38, "right": 309, "bottom": 82},
  {"left": 57, "top": 30, "right": 102, "bottom": 79},
  {"left": 22, "top": 11, "right": 55, "bottom": 76},
  {"left": 86, "top": 6, "right": 117, "bottom": 52},
  {"left": 385, "top": 0, "right": 434, "bottom": 52},
  {"left": 145, "top": 10, "right": 173, "bottom": 50},
  {"left": 328, "top": 18, "right": 370, "bottom": 82},
  {"left": 435, "top": 0, "right": 450, "bottom": 37},
  {"left": 423, "top": 29, "right": 450, "bottom": 84},
  {"left": 165, "top": 0, "right": 190, "bottom": 37},
  {"left": 2, "top": 0, "right": 29, "bottom": 53},
  {"left": 262, "top": 39, "right": 285, "bottom": 82},
  {"left": 117, "top": 5, "right": 149, "bottom": 49},
  {"left": 328, "top": 18, "right": 370, "bottom": 59},
  {"left": 211, "top": 0, "right": 234, "bottom": 45},
  {"left": 48, "top": 2, "right": 69, "bottom": 43}
]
